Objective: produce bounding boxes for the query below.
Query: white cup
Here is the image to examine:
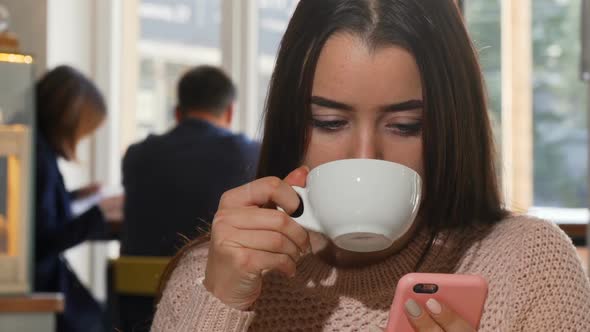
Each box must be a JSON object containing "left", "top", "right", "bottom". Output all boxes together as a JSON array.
[{"left": 290, "top": 159, "right": 422, "bottom": 252}]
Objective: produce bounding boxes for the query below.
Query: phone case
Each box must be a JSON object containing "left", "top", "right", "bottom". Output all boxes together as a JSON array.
[{"left": 385, "top": 273, "right": 488, "bottom": 332}]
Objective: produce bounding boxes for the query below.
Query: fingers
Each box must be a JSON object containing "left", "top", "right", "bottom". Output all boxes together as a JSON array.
[
  {"left": 283, "top": 165, "right": 310, "bottom": 188},
  {"left": 404, "top": 299, "right": 444, "bottom": 332},
  {"left": 228, "top": 246, "right": 297, "bottom": 278},
  {"left": 219, "top": 176, "right": 301, "bottom": 214},
  {"left": 204, "top": 166, "right": 310, "bottom": 310},
  {"left": 88, "top": 183, "right": 102, "bottom": 191},
  {"left": 213, "top": 208, "right": 310, "bottom": 253},
  {"left": 219, "top": 229, "right": 301, "bottom": 263},
  {"left": 425, "top": 299, "right": 475, "bottom": 332},
  {"left": 404, "top": 299, "right": 475, "bottom": 332},
  {"left": 218, "top": 166, "right": 309, "bottom": 214}
]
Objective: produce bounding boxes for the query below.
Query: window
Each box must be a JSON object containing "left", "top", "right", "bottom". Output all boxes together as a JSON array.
[
  {"left": 532, "top": 0, "right": 587, "bottom": 209},
  {"left": 257, "top": 0, "right": 298, "bottom": 133},
  {"left": 131, "top": 0, "right": 299, "bottom": 141},
  {"left": 136, "top": 0, "right": 222, "bottom": 139},
  {"left": 464, "top": 0, "right": 589, "bottom": 227},
  {"left": 464, "top": 0, "right": 502, "bottom": 151}
]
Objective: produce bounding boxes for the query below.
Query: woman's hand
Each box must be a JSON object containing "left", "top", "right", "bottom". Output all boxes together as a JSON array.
[
  {"left": 369, "top": 299, "right": 476, "bottom": 332},
  {"left": 99, "top": 195, "right": 125, "bottom": 222},
  {"left": 203, "top": 166, "right": 311, "bottom": 311},
  {"left": 404, "top": 298, "right": 475, "bottom": 332},
  {"left": 74, "top": 183, "right": 101, "bottom": 199}
]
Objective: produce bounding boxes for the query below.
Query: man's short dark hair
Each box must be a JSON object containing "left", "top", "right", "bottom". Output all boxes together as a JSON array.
[{"left": 177, "top": 66, "right": 237, "bottom": 116}]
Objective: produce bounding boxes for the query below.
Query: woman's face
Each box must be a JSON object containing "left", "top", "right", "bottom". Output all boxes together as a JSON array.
[
  {"left": 64, "top": 104, "right": 105, "bottom": 160},
  {"left": 76, "top": 104, "right": 104, "bottom": 141},
  {"left": 303, "top": 33, "right": 424, "bottom": 179}
]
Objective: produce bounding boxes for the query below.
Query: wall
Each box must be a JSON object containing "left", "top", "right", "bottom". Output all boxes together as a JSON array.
[
  {"left": 1, "top": 0, "right": 48, "bottom": 75},
  {"left": 46, "top": 0, "right": 97, "bottom": 292},
  {"left": 47, "top": 0, "right": 93, "bottom": 73},
  {"left": 47, "top": 0, "right": 94, "bottom": 191}
]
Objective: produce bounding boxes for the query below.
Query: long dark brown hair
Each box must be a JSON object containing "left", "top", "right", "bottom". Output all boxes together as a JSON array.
[{"left": 158, "top": 0, "right": 508, "bottom": 299}]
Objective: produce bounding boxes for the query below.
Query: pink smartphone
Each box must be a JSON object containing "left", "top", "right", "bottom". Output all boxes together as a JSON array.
[{"left": 386, "top": 273, "right": 488, "bottom": 332}]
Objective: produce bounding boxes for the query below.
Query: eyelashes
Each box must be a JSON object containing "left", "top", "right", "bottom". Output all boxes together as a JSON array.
[
  {"left": 311, "top": 119, "right": 422, "bottom": 137},
  {"left": 311, "top": 119, "right": 349, "bottom": 131},
  {"left": 386, "top": 122, "right": 422, "bottom": 136}
]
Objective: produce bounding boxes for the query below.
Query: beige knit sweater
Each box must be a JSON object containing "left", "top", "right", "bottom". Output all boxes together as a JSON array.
[{"left": 152, "top": 216, "right": 590, "bottom": 331}]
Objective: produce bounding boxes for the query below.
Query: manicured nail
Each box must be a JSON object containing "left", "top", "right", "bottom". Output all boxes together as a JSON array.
[
  {"left": 405, "top": 299, "right": 422, "bottom": 318},
  {"left": 426, "top": 298, "right": 442, "bottom": 315}
]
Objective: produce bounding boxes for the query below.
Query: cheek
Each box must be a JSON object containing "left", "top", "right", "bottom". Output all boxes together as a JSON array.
[
  {"left": 303, "top": 131, "right": 351, "bottom": 169},
  {"left": 382, "top": 138, "right": 424, "bottom": 178}
]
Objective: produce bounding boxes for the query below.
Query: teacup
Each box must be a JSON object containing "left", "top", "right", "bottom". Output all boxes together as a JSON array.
[{"left": 290, "top": 159, "right": 422, "bottom": 252}]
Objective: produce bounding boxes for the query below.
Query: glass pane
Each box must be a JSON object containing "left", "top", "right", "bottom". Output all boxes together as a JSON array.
[
  {"left": 137, "top": 58, "right": 157, "bottom": 138},
  {"left": 464, "top": 0, "right": 503, "bottom": 147},
  {"left": 137, "top": 0, "right": 222, "bottom": 140},
  {"left": 532, "top": 0, "right": 588, "bottom": 208},
  {"left": 140, "top": 0, "right": 220, "bottom": 48},
  {"left": 257, "top": 0, "right": 298, "bottom": 126}
]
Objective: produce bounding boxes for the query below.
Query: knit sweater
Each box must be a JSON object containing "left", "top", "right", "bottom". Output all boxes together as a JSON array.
[{"left": 152, "top": 216, "right": 590, "bottom": 331}]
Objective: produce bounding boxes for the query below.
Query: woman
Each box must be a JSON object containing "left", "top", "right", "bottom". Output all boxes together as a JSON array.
[
  {"left": 35, "top": 65, "right": 120, "bottom": 332},
  {"left": 152, "top": 0, "right": 590, "bottom": 331}
]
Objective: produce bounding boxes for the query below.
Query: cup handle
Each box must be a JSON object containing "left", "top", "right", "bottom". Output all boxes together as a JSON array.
[{"left": 285, "top": 186, "right": 324, "bottom": 233}]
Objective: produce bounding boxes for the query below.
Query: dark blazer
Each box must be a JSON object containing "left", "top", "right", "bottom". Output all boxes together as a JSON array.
[
  {"left": 35, "top": 133, "right": 106, "bottom": 332},
  {"left": 120, "top": 118, "right": 260, "bottom": 256}
]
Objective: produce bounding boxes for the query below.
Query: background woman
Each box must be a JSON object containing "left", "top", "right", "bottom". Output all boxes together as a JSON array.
[{"left": 35, "top": 65, "right": 122, "bottom": 332}]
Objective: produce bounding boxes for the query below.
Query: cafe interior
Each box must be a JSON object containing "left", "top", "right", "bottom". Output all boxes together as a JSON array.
[{"left": 0, "top": 0, "right": 589, "bottom": 331}]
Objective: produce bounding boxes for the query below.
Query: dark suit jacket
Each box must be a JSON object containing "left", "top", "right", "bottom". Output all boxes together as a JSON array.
[
  {"left": 120, "top": 118, "right": 260, "bottom": 256},
  {"left": 35, "top": 133, "right": 106, "bottom": 332}
]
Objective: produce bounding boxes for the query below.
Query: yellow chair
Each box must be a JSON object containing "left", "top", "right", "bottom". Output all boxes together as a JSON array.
[
  {"left": 111, "top": 256, "right": 170, "bottom": 296},
  {"left": 108, "top": 256, "right": 171, "bottom": 331}
]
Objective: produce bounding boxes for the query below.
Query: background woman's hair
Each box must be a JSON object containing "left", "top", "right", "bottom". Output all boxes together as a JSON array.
[
  {"left": 36, "top": 65, "right": 106, "bottom": 159},
  {"left": 158, "top": 0, "right": 510, "bottom": 300}
]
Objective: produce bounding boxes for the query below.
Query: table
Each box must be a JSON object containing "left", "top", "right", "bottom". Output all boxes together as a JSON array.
[{"left": 0, "top": 293, "right": 64, "bottom": 332}]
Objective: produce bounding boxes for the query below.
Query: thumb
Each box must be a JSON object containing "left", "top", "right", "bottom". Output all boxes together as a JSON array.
[{"left": 283, "top": 165, "right": 310, "bottom": 188}]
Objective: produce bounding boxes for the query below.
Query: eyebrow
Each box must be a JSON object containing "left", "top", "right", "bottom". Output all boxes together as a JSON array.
[{"left": 310, "top": 96, "right": 423, "bottom": 112}]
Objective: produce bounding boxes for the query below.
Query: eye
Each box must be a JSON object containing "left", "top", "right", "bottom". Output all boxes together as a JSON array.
[
  {"left": 311, "top": 119, "right": 349, "bottom": 132},
  {"left": 386, "top": 122, "right": 422, "bottom": 136}
]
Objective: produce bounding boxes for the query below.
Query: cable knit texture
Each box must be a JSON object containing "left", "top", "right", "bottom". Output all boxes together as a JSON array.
[{"left": 151, "top": 216, "right": 590, "bottom": 331}]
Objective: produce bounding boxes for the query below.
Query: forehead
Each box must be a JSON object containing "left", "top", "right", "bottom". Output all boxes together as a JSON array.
[{"left": 312, "top": 33, "right": 423, "bottom": 104}]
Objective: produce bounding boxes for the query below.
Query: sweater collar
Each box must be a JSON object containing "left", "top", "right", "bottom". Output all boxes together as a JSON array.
[{"left": 281, "top": 228, "right": 435, "bottom": 298}]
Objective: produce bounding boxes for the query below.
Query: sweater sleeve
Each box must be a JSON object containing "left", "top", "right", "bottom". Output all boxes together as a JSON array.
[
  {"left": 151, "top": 245, "right": 255, "bottom": 332},
  {"left": 512, "top": 221, "right": 590, "bottom": 331}
]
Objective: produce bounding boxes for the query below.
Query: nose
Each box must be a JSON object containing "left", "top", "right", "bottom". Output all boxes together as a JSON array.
[{"left": 350, "top": 127, "right": 383, "bottom": 160}]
